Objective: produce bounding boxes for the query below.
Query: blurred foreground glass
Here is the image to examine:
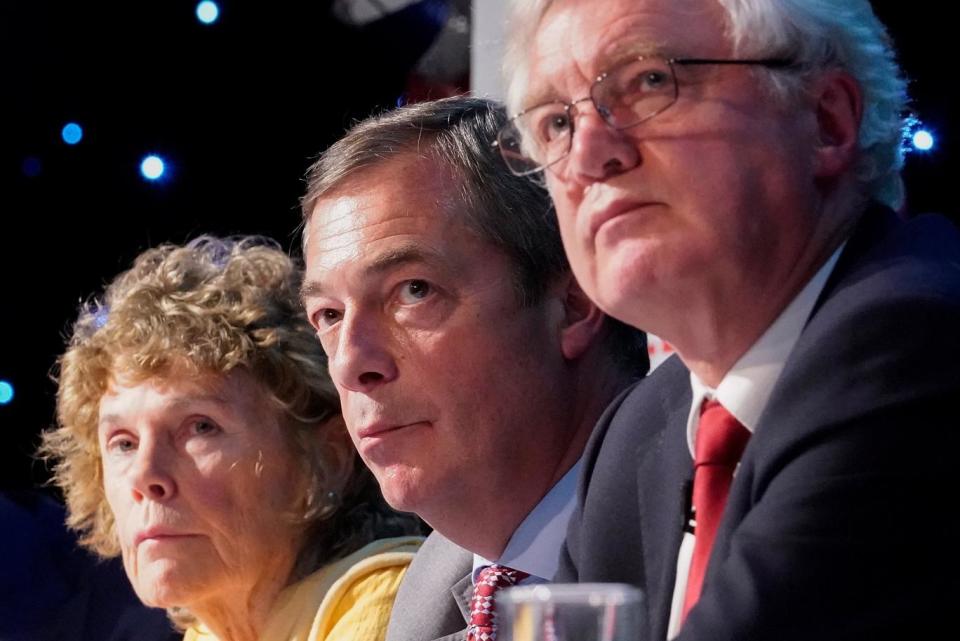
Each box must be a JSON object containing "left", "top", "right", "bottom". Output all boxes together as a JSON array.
[{"left": 498, "top": 583, "right": 643, "bottom": 641}]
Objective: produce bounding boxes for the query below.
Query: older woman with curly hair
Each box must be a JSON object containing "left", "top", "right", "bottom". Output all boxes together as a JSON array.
[{"left": 40, "top": 236, "right": 422, "bottom": 641}]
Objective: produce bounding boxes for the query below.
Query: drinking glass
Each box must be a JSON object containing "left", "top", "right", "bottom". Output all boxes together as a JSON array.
[{"left": 497, "top": 583, "right": 644, "bottom": 641}]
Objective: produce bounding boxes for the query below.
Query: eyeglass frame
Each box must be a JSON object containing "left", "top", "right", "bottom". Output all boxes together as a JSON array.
[{"left": 495, "top": 56, "right": 793, "bottom": 177}]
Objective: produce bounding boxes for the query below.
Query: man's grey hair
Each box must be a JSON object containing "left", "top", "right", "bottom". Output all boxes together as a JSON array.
[
  {"left": 504, "top": 0, "right": 911, "bottom": 210},
  {"left": 301, "top": 96, "right": 648, "bottom": 376}
]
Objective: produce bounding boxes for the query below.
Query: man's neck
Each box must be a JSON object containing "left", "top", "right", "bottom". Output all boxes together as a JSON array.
[
  {"left": 429, "top": 363, "right": 628, "bottom": 560},
  {"left": 666, "top": 201, "right": 862, "bottom": 387},
  {"left": 471, "top": 456, "right": 582, "bottom": 582},
  {"left": 431, "top": 469, "right": 566, "bottom": 561}
]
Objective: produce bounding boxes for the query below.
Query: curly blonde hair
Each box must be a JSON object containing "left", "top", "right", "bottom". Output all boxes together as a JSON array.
[{"left": 40, "top": 236, "right": 417, "bottom": 587}]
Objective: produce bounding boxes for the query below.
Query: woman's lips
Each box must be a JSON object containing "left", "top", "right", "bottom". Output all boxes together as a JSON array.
[{"left": 134, "top": 527, "right": 197, "bottom": 547}]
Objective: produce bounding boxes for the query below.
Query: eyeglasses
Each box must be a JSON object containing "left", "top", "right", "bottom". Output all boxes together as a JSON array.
[{"left": 495, "top": 55, "right": 791, "bottom": 177}]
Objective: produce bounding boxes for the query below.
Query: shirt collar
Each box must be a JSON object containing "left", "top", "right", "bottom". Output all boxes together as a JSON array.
[
  {"left": 685, "top": 244, "right": 845, "bottom": 455},
  {"left": 472, "top": 459, "right": 582, "bottom": 584}
]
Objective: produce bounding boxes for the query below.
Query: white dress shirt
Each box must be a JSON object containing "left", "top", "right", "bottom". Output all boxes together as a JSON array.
[
  {"left": 472, "top": 459, "right": 582, "bottom": 585},
  {"left": 666, "top": 245, "right": 844, "bottom": 639}
]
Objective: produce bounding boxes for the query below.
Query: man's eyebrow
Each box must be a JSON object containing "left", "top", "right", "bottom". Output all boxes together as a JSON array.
[
  {"left": 519, "top": 85, "right": 561, "bottom": 114},
  {"left": 592, "top": 42, "right": 675, "bottom": 80},
  {"left": 365, "top": 244, "right": 441, "bottom": 276},
  {"left": 519, "top": 41, "right": 670, "bottom": 112},
  {"left": 300, "top": 244, "right": 446, "bottom": 306},
  {"left": 605, "top": 40, "right": 668, "bottom": 62},
  {"left": 300, "top": 279, "right": 325, "bottom": 307}
]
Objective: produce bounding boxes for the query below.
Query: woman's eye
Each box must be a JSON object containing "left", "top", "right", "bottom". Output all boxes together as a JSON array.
[
  {"left": 397, "top": 280, "right": 432, "bottom": 304},
  {"left": 189, "top": 418, "right": 221, "bottom": 437},
  {"left": 108, "top": 436, "right": 137, "bottom": 453}
]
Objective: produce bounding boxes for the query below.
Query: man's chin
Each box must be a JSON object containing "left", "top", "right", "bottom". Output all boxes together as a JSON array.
[{"left": 373, "top": 465, "right": 430, "bottom": 514}]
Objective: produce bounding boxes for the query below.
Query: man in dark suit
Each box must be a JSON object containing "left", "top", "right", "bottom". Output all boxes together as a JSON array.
[
  {"left": 498, "top": 0, "right": 960, "bottom": 639},
  {"left": 300, "top": 97, "right": 650, "bottom": 641}
]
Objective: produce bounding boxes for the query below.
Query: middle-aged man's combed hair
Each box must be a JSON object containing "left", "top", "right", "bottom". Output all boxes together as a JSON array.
[
  {"left": 40, "top": 236, "right": 413, "bottom": 594},
  {"left": 301, "top": 95, "right": 649, "bottom": 377},
  {"left": 504, "top": 0, "right": 910, "bottom": 210},
  {"left": 302, "top": 96, "right": 566, "bottom": 308}
]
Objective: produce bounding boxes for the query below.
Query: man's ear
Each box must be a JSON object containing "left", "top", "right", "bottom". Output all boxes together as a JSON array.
[
  {"left": 811, "top": 70, "right": 863, "bottom": 178},
  {"left": 556, "top": 273, "right": 607, "bottom": 360}
]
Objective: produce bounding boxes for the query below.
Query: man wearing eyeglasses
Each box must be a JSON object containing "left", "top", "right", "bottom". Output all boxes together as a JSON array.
[{"left": 499, "top": 1, "right": 960, "bottom": 640}]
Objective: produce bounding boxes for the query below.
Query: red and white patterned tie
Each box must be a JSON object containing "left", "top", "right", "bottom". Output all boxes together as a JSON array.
[{"left": 466, "top": 564, "right": 530, "bottom": 641}]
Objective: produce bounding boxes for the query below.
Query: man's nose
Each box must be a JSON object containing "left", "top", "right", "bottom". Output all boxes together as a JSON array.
[
  {"left": 327, "top": 312, "right": 399, "bottom": 394},
  {"left": 562, "top": 105, "right": 641, "bottom": 186}
]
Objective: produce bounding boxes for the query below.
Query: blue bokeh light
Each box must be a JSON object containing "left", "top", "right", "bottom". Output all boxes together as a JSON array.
[
  {"left": 140, "top": 154, "right": 166, "bottom": 181},
  {"left": 196, "top": 1, "right": 220, "bottom": 24},
  {"left": 22, "top": 156, "right": 43, "bottom": 177},
  {"left": 61, "top": 122, "right": 84, "bottom": 145},
  {"left": 0, "top": 380, "right": 13, "bottom": 405},
  {"left": 912, "top": 129, "right": 934, "bottom": 152}
]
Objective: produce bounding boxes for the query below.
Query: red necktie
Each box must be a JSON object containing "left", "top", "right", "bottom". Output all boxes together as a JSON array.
[
  {"left": 682, "top": 399, "right": 751, "bottom": 620},
  {"left": 467, "top": 564, "right": 530, "bottom": 641}
]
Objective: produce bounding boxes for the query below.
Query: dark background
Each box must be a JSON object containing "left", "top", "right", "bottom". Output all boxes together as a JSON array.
[{"left": 1, "top": 1, "right": 954, "bottom": 491}]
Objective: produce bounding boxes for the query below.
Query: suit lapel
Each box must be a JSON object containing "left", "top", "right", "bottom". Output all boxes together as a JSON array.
[
  {"left": 451, "top": 573, "right": 473, "bottom": 625},
  {"left": 707, "top": 205, "right": 899, "bottom": 580},
  {"left": 636, "top": 361, "right": 693, "bottom": 641},
  {"left": 432, "top": 573, "right": 473, "bottom": 641}
]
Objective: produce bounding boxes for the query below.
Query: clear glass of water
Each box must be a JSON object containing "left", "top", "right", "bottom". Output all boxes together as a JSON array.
[{"left": 497, "top": 583, "right": 644, "bottom": 641}]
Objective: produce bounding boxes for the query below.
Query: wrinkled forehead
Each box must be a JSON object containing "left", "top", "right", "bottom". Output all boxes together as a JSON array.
[
  {"left": 511, "top": 0, "right": 731, "bottom": 110},
  {"left": 98, "top": 365, "right": 278, "bottom": 429},
  {"left": 99, "top": 363, "right": 226, "bottom": 414},
  {"left": 304, "top": 159, "right": 457, "bottom": 257},
  {"left": 301, "top": 157, "right": 488, "bottom": 294}
]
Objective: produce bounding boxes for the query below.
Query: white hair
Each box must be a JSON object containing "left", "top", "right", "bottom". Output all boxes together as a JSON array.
[{"left": 504, "top": 0, "right": 911, "bottom": 209}]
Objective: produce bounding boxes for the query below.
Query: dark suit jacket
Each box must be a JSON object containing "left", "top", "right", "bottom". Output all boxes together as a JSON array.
[
  {"left": 385, "top": 531, "right": 474, "bottom": 641},
  {"left": 557, "top": 206, "right": 960, "bottom": 641}
]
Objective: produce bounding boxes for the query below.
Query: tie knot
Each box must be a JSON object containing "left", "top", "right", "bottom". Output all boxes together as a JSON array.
[
  {"left": 467, "top": 565, "right": 529, "bottom": 641},
  {"left": 695, "top": 400, "right": 751, "bottom": 467},
  {"left": 475, "top": 564, "right": 529, "bottom": 592}
]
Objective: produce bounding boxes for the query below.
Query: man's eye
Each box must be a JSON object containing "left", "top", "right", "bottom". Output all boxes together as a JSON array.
[
  {"left": 316, "top": 308, "right": 343, "bottom": 327},
  {"left": 621, "top": 66, "right": 672, "bottom": 96},
  {"left": 397, "top": 280, "right": 432, "bottom": 304},
  {"left": 534, "top": 110, "right": 571, "bottom": 144},
  {"left": 641, "top": 70, "right": 670, "bottom": 89}
]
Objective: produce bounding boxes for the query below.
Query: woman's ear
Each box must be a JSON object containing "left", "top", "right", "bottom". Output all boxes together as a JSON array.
[{"left": 556, "top": 274, "right": 607, "bottom": 360}]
